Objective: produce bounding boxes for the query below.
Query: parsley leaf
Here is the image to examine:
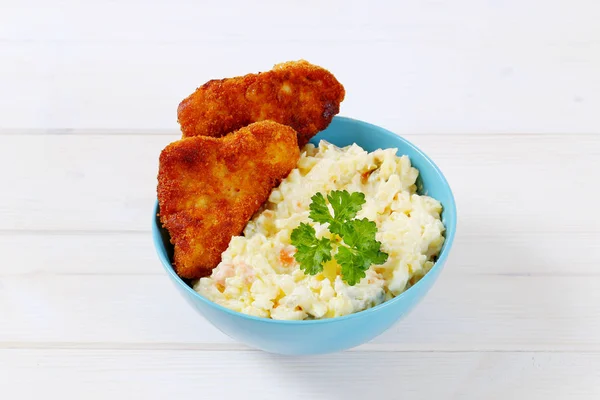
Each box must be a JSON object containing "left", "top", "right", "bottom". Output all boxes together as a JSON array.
[
  {"left": 341, "top": 219, "right": 388, "bottom": 263},
  {"left": 334, "top": 219, "right": 389, "bottom": 285},
  {"left": 290, "top": 222, "right": 332, "bottom": 275},
  {"left": 327, "top": 190, "right": 366, "bottom": 225},
  {"left": 335, "top": 246, "right": 368, "bottom": 285},
  {"left": 338, "top": 218, "right": 377, "bottom": 248},
  {"left": 309, "top": 190, "right": 366, "bottom": 235},
  {"left": 308, "top": 192, "right": 332, "bottom": 225}
]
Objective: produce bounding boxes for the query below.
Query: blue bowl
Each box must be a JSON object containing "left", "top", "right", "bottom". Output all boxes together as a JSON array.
[{"left": 152, "top": 116, "right": 457, "bottom": 355}]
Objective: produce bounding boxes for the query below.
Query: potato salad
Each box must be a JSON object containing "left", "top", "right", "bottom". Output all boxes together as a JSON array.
[{"left": 194, "top": 141, "right": 445, "bottom": 320}]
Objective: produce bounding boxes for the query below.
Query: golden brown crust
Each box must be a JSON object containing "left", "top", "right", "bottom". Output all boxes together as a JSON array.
[
  {"left": 177, "top": 60, "right": 345, "bottom": 146},
  {"left": 157, "top": 121, "right": 300, "bottom": 279}
]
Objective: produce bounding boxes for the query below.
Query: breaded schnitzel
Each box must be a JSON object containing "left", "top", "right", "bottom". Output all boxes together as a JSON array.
[
  {"left": 157, "top": 121, "right": 300, "bottom": 279},
  {"left": 177, "top": 60, "right": 345, "bottom": 146}
]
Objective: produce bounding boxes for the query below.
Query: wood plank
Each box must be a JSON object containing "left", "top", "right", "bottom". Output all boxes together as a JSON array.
[
  {"left": 0, "top": 134, "right": 166, "bottom": 232},
  {"left": 1, "top": 349, "right": 599, "bottom": 399},
  {"left": 1, "top": 229, "right": 598, "bottom": 277},
  {"left": 3, "top": 0, "right": 597, "bottom": 45},
  {"left": 1, "top": 1, "right": 599, "bottom": 133},
  {"left": 1, "top": 274, "right": 599, "bottom": 351},
  {"left": 1, "top": 134, "right": 598, "bottom": 235},
  {"left": 0, "top": 233, "right": 159, "bottom": 276}
]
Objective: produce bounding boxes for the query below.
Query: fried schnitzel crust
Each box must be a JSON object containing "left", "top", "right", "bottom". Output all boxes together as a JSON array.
[
  {"left": 177, "top": 60, "right": 345, "bottom": 146},
  {"left": 157, "top": 121, "right": 300, "bottom": 279}
]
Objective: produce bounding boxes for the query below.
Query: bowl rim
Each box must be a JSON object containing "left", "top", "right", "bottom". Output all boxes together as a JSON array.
[{"left": 152, "top": 115, "right": 457, "bottom": 325}]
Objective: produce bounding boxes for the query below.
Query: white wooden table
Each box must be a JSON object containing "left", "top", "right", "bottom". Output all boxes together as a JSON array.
[{"left": 1, "top": 1, "right": 599, "bottom": 398}]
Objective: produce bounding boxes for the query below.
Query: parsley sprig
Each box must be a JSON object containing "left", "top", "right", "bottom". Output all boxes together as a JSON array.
[{"left": 290, "top": 190, "right": 389, "bottom": 285}]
